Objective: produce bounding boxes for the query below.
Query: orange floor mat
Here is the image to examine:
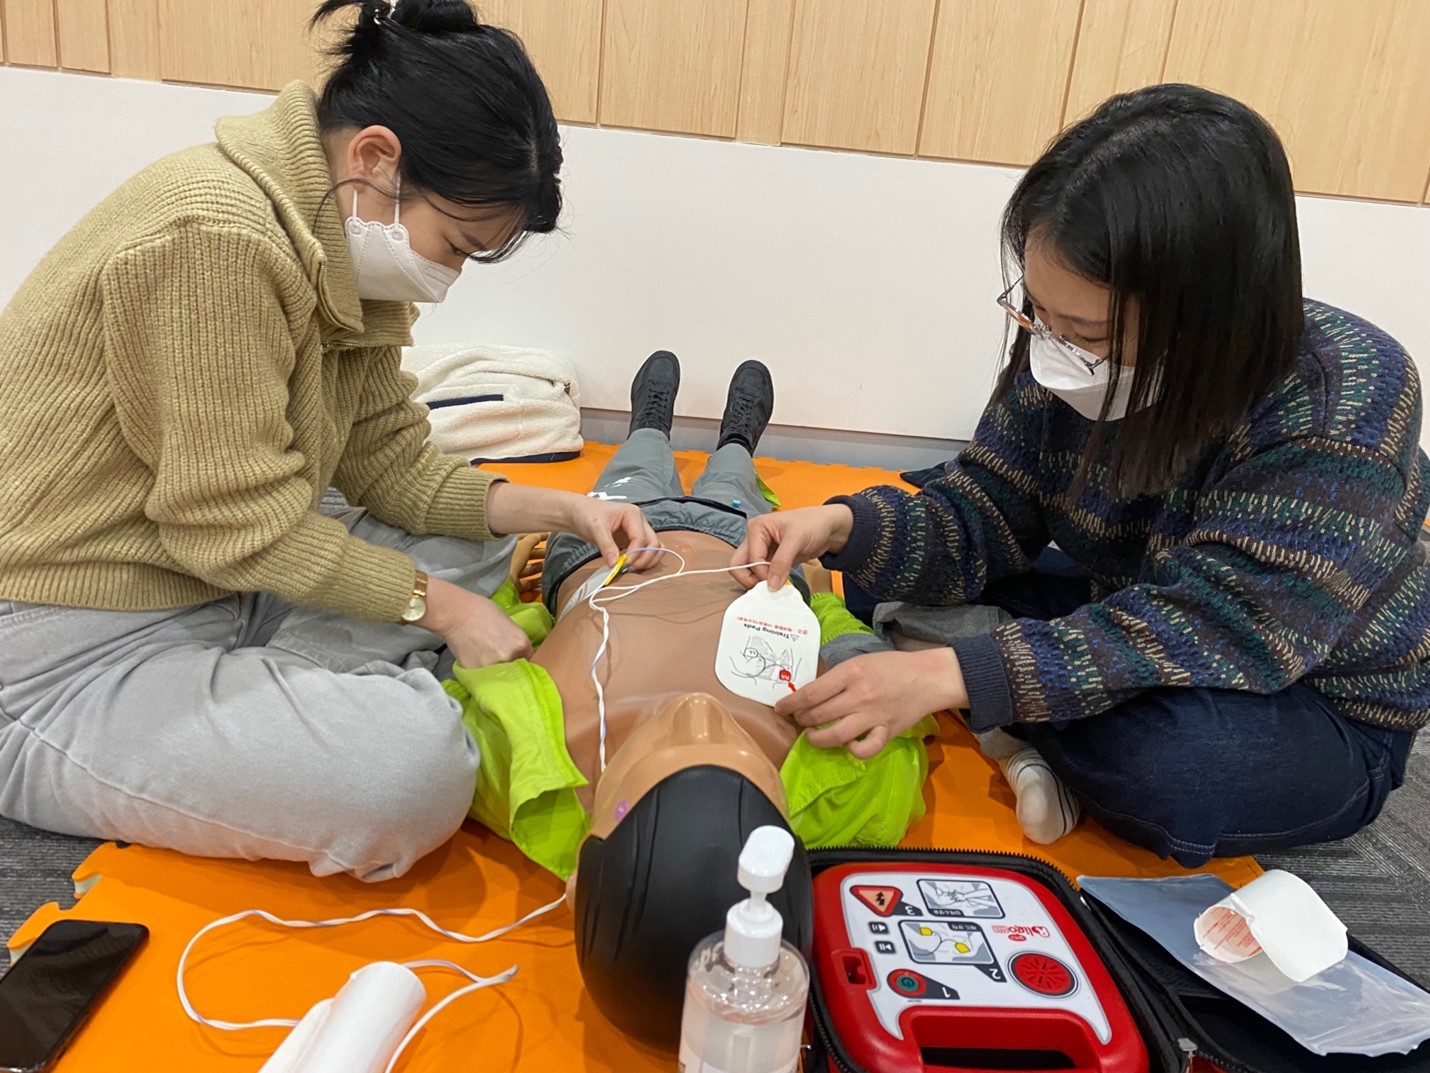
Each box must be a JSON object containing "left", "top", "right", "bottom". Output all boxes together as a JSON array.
[{"left": 8, "top": 446, "right": 1260, "bottom": 1073}]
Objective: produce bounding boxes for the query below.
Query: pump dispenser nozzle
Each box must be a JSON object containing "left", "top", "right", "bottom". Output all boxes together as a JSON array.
[
  {"left": 724, "top": 827, "right": 794, "bottom": 970},
  {"left": 739, "top": 826, "right": 794, "bottom": 894}
]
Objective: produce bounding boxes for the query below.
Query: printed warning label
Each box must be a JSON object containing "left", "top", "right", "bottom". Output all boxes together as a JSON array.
[{"left": 852, "top": 886, "right": 904, "bottom": 917}]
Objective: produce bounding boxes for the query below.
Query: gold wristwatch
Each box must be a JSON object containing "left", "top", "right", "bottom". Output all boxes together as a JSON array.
[{"left": 399, "top": 570, "right": 429, "bottom": 625}]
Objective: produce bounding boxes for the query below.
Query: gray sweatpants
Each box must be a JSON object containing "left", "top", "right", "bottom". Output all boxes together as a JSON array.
[{"left": 0, "top": 510, "right": 513, "bottom": 881}]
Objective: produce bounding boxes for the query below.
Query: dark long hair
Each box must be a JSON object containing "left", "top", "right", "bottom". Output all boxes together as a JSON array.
[
  {"left": 312, "top": 0, "right": 562, "bottom": 261},
  {"left": 997, "top": 83, "right": 1304, "bottom": 492}
]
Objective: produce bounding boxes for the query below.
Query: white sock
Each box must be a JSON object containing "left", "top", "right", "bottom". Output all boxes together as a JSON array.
[{"left": 998, "top": 746, "right": 1081, "bottom": 845}]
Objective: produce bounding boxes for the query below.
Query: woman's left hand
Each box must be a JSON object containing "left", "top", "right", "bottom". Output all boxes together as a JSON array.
[
  {"left": 777, "top": 648, "right": 968, "bottom": 759},
  {"left": 563, "top": 497, "right": 663, "bottom": 571}
]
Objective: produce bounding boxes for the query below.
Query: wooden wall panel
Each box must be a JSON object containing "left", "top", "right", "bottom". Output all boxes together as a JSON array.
[
  {"left": 2, "top": 0, "right": 58, "bottom": 66},
  {"left": 4, "top": 0, "right": 1428, "bottom": 214},
  {"left": 1164, "top": 0, "right": 1430, "bottom": 202},
  {"left": 108, "top": 0, "right": 161, "bottom": 80},
  {"left": 600, "top": 0, "right": 750, "bottom": 138},
  {"left": 1064, "top": 0, "right": 1176, "bottom": 123},
  {"left": 782, "top": 0, "right": 936, "bottom": 155},
  {"left": 920, "top": 0, "right": 1081, "bottom": 165},
  {"left": 158, "top": 0, "right": 319, "bottom": 91},
  {"left": 56, "top": 0, "right": 109, "bottom": 72},
  {"left": 479, "top": 0, "right": 601, "bottom": 124},
  {"left": 735, "top": 0, "right": 795, "bottom": 145}
]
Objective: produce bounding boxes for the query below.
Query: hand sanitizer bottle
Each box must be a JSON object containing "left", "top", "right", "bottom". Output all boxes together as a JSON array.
[{"left": 677, "top": 826, "right": 810, "bottom": 1073}]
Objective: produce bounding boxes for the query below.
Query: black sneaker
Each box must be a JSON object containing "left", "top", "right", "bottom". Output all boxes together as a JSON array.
[
  {"left": 628, "top": 350, "right": 680, "bottom": 437},
  {"left": 717, "top": 360, "right": 774, "bottom": 453}
]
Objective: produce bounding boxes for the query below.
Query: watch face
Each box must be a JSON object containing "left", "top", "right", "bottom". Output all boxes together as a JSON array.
[{"left": 403, "top": 597, "right": 427, "bottom": 623}]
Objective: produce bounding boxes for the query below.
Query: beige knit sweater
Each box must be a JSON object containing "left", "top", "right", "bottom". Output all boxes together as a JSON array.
[{"left": 0, "top": 83, "right": 502, "bottom": 624}]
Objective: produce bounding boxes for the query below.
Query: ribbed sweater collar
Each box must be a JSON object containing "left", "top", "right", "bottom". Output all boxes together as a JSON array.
[{"left": 215, "top": 82, "right": 414, "bottom": 346}]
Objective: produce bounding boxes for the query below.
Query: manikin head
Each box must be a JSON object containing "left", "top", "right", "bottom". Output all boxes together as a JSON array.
[{"left": 570, "top": 693, "right": 813, "bottom": 1048}]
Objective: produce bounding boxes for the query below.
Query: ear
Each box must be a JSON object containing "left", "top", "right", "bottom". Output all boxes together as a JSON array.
[{"left": 345, "top": 125, "right": 404, "bottom": 188}]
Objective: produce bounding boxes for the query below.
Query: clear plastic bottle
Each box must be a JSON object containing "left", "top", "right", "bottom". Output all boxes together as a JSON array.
[{"left": 677, "top": 827, "right": 810, "bottom": 1073}]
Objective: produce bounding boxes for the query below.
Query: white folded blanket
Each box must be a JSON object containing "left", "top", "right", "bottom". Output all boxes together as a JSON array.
[{"left": 402, "top": 343, "right": 583, "bottom": 464}]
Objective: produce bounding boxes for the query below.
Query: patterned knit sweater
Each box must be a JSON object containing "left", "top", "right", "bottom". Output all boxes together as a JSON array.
[
  {"left": 825, "top": 301, "right": 1430, "bottom": 733},
  {"left": 0, "top": 83, "right": 500, "bottom": 624}
]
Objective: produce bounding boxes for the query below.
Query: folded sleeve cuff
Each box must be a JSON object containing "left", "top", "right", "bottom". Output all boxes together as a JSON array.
[
  {"left": 819, "top": 494, "right": 881, "bottom": 574},
  {"left": 951, "top": 632, "right": 1016, "bottom": 731},
  {"left": 302, "top": 525, "right": 418, "bottom": 624}
]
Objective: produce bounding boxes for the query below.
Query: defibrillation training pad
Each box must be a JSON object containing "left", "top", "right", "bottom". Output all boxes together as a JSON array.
[{"left": 715, "top": 583, "right": 821, "bottom": 706}]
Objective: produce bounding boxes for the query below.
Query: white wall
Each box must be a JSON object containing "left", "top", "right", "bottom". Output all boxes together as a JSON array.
[{"left": 6, "top": 67, "right": 1430, "bottom": 463}]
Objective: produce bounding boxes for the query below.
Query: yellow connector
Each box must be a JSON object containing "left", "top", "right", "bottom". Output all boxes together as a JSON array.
[{"left": 600, "top": 554, "right": 630, "bottom": 588}]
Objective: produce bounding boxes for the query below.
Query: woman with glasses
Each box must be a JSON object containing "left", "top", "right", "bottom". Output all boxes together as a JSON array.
[{"left": 732, "top": 83, "right": 1427, "bottom": 865}]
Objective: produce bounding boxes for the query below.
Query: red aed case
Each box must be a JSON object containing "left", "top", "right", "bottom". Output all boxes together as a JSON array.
[
  {"left": 809, "top": 852, "right": 1150, "bottom": 1073},
  {"left": 807, "top": 848, "right": 1430, "bottom": 1073}
]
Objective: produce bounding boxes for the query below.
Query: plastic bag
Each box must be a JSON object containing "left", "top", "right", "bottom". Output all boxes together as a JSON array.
[{"left": 1079, "top": 874, "right": 1430, "bottom": 1057}]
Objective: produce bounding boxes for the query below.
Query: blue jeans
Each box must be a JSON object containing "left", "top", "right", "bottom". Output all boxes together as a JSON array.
[{"left": 849, "top": 551, "right": 1416, "bottom": 866}]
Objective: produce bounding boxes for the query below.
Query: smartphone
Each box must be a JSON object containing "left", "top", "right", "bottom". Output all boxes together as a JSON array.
[{"left": 0, "top": 919, "right": 148, "bottom": 1073}]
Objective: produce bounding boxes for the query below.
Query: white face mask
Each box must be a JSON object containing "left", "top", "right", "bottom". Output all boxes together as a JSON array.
[
  {"left": 344, "top": 177, "right": 462, "bottom": 303},
  {"left": 1027, "top": 330, "right": 1145, "bottom": 421}
]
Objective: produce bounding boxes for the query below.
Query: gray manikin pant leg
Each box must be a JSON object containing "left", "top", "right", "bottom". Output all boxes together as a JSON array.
[
  {"left": 541, "top": 435, "right": 811, "bottom": 609},
  {"left": 544, "top": 429, "right": 683, "bottom": 605},
  {"left": 0, "top": 515, "right": 513, "bottom": 882},
  {"left": 690, "top": 442, "right": 770, "bottom": 518},
  {"left": 692, "top": 443, "right": 809, "bottom": 596},
  {"left": 587, "top": 427, "right": 685, "bottom": 502}
]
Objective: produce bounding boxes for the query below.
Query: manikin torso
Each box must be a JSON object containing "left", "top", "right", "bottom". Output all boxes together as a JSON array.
[{"left": 537, "top": 531, "right": 798, "bottom": 810}]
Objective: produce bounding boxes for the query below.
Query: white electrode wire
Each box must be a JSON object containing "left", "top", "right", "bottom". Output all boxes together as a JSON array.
[
  {"left": 584, "top": 548, "right": 772, "bottom": 772},
  {"left": 381, "top": 961, "right": 520, "bottom": 1073},
  {"left": 177, "top": 897, "right": 565, "bottom": 1031}
]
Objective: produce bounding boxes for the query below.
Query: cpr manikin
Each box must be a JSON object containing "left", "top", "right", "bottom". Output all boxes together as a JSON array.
[
  {"left": 533, "top": 491, "right": 825, "bottom": 1047},
  {"left": 445, "top": 354, "right": 936, "bottom": 1045}
]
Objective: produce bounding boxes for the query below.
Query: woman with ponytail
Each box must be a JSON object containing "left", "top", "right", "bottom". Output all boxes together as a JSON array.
[{"left": 0, "top": 0, "right": 657, "bottom": 879}]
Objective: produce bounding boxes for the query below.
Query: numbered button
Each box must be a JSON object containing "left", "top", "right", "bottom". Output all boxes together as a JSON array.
[{"left": 887, "top": 968, "right": 960, "bottom": 1001}]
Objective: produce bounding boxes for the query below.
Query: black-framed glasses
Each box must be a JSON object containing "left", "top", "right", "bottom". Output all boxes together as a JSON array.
[{"left": 997, "top": 277, "right": 1108, "bottom": 376}]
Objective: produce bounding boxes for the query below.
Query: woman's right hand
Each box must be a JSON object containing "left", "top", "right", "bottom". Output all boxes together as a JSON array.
[
  {"left": 419, "top": 576, "right": 533, "bottom": 669},
  {"left": 731, "top": 504, "right": 855, "bottom": 591}
]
